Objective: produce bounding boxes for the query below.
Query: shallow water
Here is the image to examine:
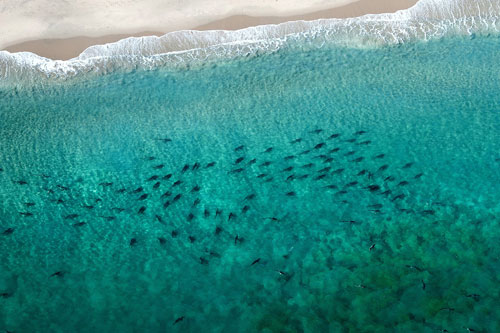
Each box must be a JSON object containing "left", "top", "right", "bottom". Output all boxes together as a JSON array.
[{"left": 1, "top": 35, "right": 500, "bottom": 332}]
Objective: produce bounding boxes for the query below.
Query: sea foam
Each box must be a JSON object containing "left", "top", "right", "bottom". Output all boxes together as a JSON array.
[{"left": 0, "top": 0, "right": 499, "bottom": 85}]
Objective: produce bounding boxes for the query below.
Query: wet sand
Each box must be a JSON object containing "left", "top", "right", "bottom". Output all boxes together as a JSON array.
[{"left": 3, "top": 0, "right": 418, "bottom": 60}]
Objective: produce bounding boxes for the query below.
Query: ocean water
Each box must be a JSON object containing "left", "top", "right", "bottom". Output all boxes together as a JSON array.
[{"left": 1, "top": 22, "right": 500, "bottom": 333}]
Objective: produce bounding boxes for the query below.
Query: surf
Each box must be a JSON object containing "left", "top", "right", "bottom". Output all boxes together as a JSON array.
[{"left": 1, "top": 0, "right": 500, "bottom": 86}]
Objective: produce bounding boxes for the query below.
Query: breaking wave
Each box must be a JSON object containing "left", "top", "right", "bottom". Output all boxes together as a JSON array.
[{"left": 1, "top": 0, "right": 499, "bottom": 85}]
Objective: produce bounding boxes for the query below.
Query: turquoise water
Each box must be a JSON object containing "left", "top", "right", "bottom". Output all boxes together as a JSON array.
[{"left": 1, "top": 35, "right": 500, "bottom": 332}]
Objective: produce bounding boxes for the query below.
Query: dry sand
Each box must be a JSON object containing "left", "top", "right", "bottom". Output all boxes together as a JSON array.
[{"left": 2, "top": 0, "right": 419, "bottom": 60}]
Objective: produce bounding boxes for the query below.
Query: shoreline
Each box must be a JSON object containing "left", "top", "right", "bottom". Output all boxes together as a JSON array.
[{"left": 3, "top": 0, "right": 418, "bottom": 60}]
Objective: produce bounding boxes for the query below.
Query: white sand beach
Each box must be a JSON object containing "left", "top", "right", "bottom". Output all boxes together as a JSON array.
[{"left": 1, "top": 0, "right": 418, "bottom": 60}]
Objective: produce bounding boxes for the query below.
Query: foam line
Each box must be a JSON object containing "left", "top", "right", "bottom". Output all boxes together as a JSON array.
[{"left": 1, "top": 0, "right": 499, "bottom": 85}]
